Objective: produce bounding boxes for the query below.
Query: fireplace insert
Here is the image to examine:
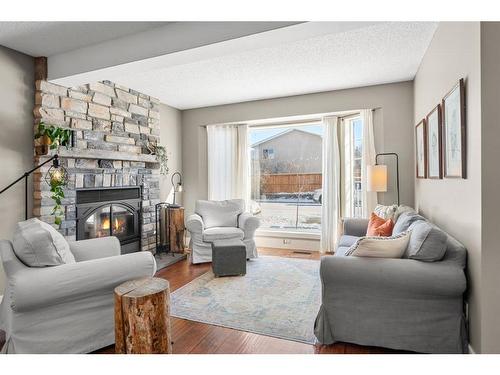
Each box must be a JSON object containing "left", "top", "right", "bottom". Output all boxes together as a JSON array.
[{"left": 76, "top": 186, "right": 141, "bottom": 254}]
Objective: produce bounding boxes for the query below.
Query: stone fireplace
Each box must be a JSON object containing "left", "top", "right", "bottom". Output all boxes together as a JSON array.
[{"left": 33, "top": 79, "right": 161, "bottom": 253}]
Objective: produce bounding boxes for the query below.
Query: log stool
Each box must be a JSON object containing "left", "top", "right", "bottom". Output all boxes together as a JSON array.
[{"left": 114, "top": 277, "right": 172, "bottom": 354}]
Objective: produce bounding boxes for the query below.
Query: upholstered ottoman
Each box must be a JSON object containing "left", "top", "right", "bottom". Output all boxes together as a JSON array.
[{"left": 211, "top": 239, "right": 247, "bottom": 277}]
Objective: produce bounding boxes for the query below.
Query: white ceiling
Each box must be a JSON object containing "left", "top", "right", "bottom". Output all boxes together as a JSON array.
[
  {"left": 0, "top": 21, "right": 438, "bottom": 110},
  {"left": 109, "top": 22, "right": 437, "bottom": 109},
  {"left": 0, "top": 22, "right": 169, "bottom": 56}
]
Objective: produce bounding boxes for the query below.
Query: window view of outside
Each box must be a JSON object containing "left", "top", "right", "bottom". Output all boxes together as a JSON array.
[
  {"left": 350, "top": 118, "right": 364, "bottom": 218},
  {"left": 250, "top": 124, "right": 323, "bottom": 233}
]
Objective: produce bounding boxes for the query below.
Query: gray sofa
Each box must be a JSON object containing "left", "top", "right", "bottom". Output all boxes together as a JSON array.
[{"left": 314, "top": 212, "right": 468, "bottom": 354}]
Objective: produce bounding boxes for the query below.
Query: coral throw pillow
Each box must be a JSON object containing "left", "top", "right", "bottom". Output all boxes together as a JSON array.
[{"left": 366, "top": 212, "right": 394, "bottom": 237}]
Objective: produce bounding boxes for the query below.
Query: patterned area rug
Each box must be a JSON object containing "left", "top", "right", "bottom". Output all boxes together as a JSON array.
[{"left": 171, "top": 256, "right": 321, "bottom": 344}]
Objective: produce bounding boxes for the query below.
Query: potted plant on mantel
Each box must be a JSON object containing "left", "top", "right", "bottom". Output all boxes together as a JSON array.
[
  {"left": 35, "top": 122, "right": 71, "bottom": 226},
  {"left": 34, "top": 122, "right": 72, "bottom": 156},
  {"left": 147, "top": 141, "right": 169, "bottom": 175}
]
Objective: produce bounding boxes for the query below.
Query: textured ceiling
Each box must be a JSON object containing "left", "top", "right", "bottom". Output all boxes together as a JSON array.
[
  {"left": 111, "top": 22, "right": 437, "bottom": 109},
  {"left": 0, "top": 22, "right": 169, "bottom": 56}
]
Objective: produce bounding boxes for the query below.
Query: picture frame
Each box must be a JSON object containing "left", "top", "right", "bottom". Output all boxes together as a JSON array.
[
  {"left": 442, "top": 78, "right": 466, "bottom": 178},
  {"left": 426, "top": 104, "right": 442, "bottom": 179},
  {"left": 415, "top": 119, "right": 427, "bottom": 179}
]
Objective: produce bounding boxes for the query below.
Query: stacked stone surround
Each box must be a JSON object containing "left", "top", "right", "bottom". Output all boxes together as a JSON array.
[{"left": 33, "top": 80, "right": 161, "bottom": 252}]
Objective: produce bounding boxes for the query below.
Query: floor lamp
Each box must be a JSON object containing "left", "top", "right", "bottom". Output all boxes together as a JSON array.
[
  {"left": 0, "top": 154, "right": 67, "bottom": 220},
  {"left": 367, "top": 152, "right": 400, "bottom": 206}
]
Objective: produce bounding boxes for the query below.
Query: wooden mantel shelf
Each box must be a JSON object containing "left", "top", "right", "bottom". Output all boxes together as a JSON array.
[{"left": 39, "top": 148, "right": 159, "bottom": 163}]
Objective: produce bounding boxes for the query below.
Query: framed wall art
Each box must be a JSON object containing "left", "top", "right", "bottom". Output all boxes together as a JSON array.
[
  {"left": 426, "top": 105, "right": 442, "bottom": 179},
  {"left": 442, "top": 78, "right": 466, "bottom": 178},
  {"left": 415, "top": 119, "right": 427, "bottom": 179}
]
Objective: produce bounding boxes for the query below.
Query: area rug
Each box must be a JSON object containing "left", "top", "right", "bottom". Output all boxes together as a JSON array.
[{"left": 170, "top": 256, "right": 321, "bottom": 344}]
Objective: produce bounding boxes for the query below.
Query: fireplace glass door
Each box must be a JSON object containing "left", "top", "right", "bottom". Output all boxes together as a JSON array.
[
  {"left": 83, "top": 204, "right": 136, "bottom": 242},
  {"left": 111, "top": 205, "right": 136, "bottom": 241}
]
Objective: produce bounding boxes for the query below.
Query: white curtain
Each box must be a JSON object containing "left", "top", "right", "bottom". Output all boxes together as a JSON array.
[
  {"left": 360, "top": 109, "right": 378, "bottom": 217},
  {"left": 320, "top": 116, "right": 341, "bottom": 253},
  {"left": 207, "top": 124, "right": 250, "bottom": 204}
]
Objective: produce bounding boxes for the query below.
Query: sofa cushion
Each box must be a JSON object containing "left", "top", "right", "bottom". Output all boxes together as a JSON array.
[
  {"left": 196, "top": 199, "right": 245, "bottom": 228},
  {"left": 405, "top": 221, "right": 447, "bottom": 262},
  {"left": 12, "top": 218, "right": 76, "bottom": 267},
  {"left": 203, "top": 227, "right": 245, "bottom": 242},
  {"left": 338, "top": 235, "right": 360, "bottom": 248},
  {"left": 393, "top": 211, "right": 426, "bottom": 235},
  {"left": 346, "top": 231, "right": 411, "bottom": 258}
]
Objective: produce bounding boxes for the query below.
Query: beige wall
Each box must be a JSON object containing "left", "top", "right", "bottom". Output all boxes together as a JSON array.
[
  {"left": 182, "top": 81, "right": 415, "bottom": 216},
  {"left": 480, "top": 22, "right": 500, "bottom": 354},
  {"left": 413, "top": 22, "right": 482, "bottom": 352},
  {"left": 159, "top": 103, "right": 183, "bottom": 205},
  {"left": 0, "top": 46, "right": 34, "bottom": 294}
]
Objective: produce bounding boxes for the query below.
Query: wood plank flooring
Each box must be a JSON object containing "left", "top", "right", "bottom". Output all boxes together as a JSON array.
[{"left": 0, "top": 248, "right": 404, "bottom": 354}]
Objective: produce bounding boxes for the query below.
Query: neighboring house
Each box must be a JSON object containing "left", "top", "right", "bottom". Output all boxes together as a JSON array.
[
  {"left": 251, "top": 129, "right": 322, "bottom": 174},
  {"left": 251, "top": 129, "right": 323, "bottom": 198}
]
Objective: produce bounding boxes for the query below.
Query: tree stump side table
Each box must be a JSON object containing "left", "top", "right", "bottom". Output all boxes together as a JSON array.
[
  {"left": 114, "top": 277, "right": 172, "bottom": 354},
  {"left": 168, "top": 206, "right": 185, "bottom": 253}
]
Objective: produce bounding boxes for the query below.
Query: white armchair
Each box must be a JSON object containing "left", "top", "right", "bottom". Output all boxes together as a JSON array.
[
  {"left": 186, "top": 199, "right": 260, "bottom": 264},
  {"left": 0, "top": 236, "right": 156, "bottom": 354}
]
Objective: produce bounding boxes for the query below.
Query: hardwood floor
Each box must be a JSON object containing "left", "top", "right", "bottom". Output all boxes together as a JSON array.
[{"left": 0, "top": 247, "right": 404, "bottom": 354}]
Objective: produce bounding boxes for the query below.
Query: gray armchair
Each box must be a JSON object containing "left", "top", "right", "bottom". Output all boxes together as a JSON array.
[
  {"left": 186, "top": 199, "right": 260, "bottom": 264},
  {"left": 0, "top": 236, "right": 156, "bottom": 354}
]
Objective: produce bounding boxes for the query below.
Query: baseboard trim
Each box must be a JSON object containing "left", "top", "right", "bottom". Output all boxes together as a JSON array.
[{"left": 468, "top": 344, "right": 476, "bottom": 354}]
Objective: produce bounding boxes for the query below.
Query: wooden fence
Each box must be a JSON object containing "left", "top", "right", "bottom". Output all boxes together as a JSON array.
[{"left": 259, "top": 173, "right": 322, "bottom": 194}]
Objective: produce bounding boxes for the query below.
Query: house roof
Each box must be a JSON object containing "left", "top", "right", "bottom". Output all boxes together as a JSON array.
[{"left": 251, "top": 128, "right": 322, "bottom": 148}]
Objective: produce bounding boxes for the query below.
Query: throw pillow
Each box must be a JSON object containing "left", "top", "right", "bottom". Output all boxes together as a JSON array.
[
  {"left": 393, "top": 211, "right": 426, "bottom": 235},
  {"left": 374, "top": 204, "right": 398, "bottom": 220},
  {"left": 346, "top": 231, "right": 411, "bottom": 258},
  {"left": 366, "top": 212, "right": 394, "bottom": 237},
  {"left": 12, "top": 218, "right": 76, "bottom": 267},
  {"left": 405, "top": 221, "right": 447, "bottom": 262}
]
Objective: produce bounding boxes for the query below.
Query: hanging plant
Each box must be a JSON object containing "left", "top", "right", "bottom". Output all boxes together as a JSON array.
[
  {"left": 147, "top": 142, "right": 169, "bottom": 175},
  {"left": 36, "top": 122, "right": 71, "bottom": 226},
  {"left": 50, "top": 177, "right": 66, "bottom": 226}
]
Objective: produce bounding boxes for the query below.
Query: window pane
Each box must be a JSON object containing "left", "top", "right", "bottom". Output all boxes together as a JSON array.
[
  {"left": 351, "top": 118, "right": 363, "bottom": 218},
  {"left": 250, "top": 124, "right": 323, "bottom": 233}
]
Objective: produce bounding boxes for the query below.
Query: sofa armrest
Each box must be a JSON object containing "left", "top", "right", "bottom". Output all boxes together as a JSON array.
[
  {"left": 69, "top": 236, "right": 121, "bottom": 262},
  {"left": 186, "top": 214, "right": 204, "bottom": 234},
  {"left": 9, "top": 251, "right": 156, "bottom": 312},
  {"left": 320, "top": 256, "right": 466, "bottom": 298},
  {"left": 342, "top": 217, "right": 369, "bottom": 237},
  {"left": 238, "top": 212, "right": 260, "bottom": 239}
]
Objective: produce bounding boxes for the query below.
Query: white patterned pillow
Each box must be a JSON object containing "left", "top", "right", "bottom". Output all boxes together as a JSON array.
[
  {"left": 374, "top": 204, "right": 398, "bottom": 220},
  {"left": 346, "top": 231, "right": 411, "bottom": 258}
]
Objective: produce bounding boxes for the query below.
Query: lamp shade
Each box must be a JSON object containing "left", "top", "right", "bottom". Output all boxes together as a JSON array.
[{"left": 367, "top": 165, "right": 388, "bottom": 192}]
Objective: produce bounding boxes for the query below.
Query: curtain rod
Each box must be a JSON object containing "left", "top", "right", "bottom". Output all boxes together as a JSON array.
[{"left": 199, "top": 107, "right": 382, "bottom": 128}]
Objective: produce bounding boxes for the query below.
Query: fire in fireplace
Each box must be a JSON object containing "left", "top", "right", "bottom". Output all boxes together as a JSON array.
[{"left": 76, "top": 187, "right": 141, "bottom": 254}]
